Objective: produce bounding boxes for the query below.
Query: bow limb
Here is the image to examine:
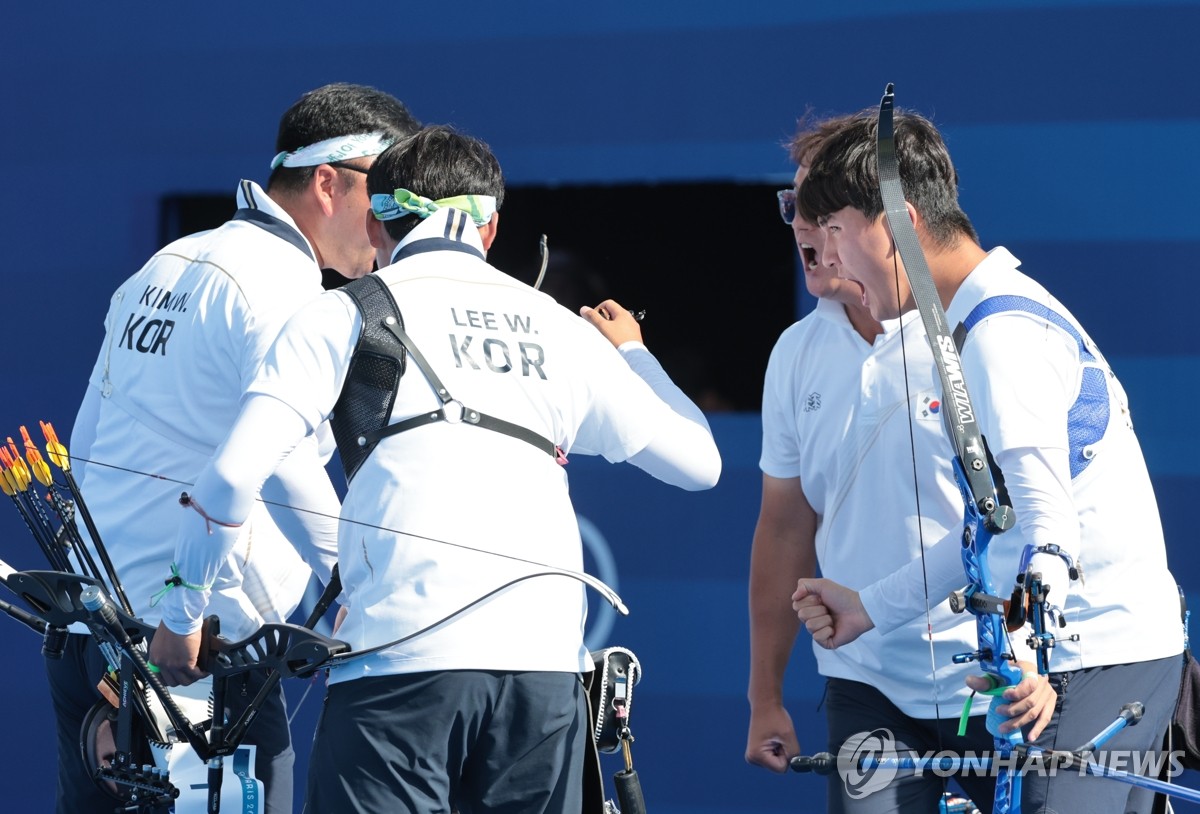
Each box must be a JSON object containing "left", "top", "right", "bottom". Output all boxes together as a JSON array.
[{"left": 875, "top": 84, "right": 1022, "bottom": 814}]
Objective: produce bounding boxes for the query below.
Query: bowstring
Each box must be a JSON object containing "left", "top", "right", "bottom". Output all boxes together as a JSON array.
[
  {"left": 892, "top": 244, "right": 952, "bottom": 801},
  {"left": 62, "top": 453, "right": 589, "bottom": 577}
]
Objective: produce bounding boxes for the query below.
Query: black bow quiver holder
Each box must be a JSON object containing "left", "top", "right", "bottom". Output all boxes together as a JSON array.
[{"left": 584, "top": 646, "right": 645, "bottom": 814}]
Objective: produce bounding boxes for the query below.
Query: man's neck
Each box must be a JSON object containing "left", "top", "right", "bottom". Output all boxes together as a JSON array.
[
  {"left": 925, "top": 240, "right": 988, "bottom": 312},
  {"left": 269, "top": 187, "right": 325, "bottom": 267},
  {"left": 844, "top": 302, "right": 883, "bottom": 344}
]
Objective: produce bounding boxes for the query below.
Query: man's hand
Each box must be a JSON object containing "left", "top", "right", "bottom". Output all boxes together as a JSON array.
[
  {"left": 147, "top": 622, "right": 207, "bottom": 687},
  {"left": 580, "top": 298, "right": 643, "bottom": 348},
  {"left": 792, "top": 578, "right": 874, "bottom": 649},
  {"left": 966, "top": 661, "right": 1057, "bottom": 741},
  {"left": 746, "top": 703, "right": 800, "bottom": 773}
]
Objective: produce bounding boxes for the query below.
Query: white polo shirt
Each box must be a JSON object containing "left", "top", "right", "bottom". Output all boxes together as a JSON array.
[
  {"left": 860, "top": 248, "right": 1183, "bottom": 670},
  {"left": 762, "top": 297, "right": 988, "bottom": 718},
  {"left": 73, "top": 181, "right": 339, "bottom": 638}
]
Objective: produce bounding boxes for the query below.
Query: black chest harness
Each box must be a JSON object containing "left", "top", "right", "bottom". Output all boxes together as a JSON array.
[{"left": 329, "top": 240, "right": 566, "bottom": 482}]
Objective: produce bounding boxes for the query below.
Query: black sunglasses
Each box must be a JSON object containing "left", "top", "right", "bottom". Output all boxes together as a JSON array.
[{"left": 776, "top": 188, "right": 796, "bottom": 225}]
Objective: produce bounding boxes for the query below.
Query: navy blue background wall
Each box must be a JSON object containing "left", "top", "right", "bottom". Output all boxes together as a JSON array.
[{"left": 1, "top": 3, "right": 1197, "bottom": 811}]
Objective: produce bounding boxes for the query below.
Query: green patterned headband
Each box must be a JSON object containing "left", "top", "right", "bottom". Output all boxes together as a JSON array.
[{"left": 371, "top": 188, "right": 496, "bottom": 227}]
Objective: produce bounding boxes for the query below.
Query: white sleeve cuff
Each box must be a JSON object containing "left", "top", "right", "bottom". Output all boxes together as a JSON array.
[{"left": 156, "top": 576, "right": 211, "bottom": 635}]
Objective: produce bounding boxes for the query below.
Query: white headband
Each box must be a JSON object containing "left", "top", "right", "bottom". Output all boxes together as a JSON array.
[{"left": 270, "top": 132, "right": 393, "bottom": 169}]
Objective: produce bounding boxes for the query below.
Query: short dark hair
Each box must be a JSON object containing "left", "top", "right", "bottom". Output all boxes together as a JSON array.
[
  {"left": 268, "top": 83, "right": 420, "bottom": 194},
  {"left": 797, "top": 110, "right": 978, "bottom": 248},
  {"left": 786, "top": 112, "right": 858, "bottom": 168},
  {"left": 367, "top": 125, "right": 505, "bottom": 243}
]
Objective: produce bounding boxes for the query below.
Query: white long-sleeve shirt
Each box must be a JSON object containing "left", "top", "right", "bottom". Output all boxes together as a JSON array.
[
  {"left": 72, "top": 181, "right": 340, "bottom": 639},
  {"left": 160, "top": 207, "right": 720, "bottom": 683},
  {"left": 861, "top": 248, "right": 1183, "bottom": 670}
]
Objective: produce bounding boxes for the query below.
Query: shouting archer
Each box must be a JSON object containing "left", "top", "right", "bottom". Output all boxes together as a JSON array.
[{"left": 790, "top": 106, "right": 1183, "bottom": 814}]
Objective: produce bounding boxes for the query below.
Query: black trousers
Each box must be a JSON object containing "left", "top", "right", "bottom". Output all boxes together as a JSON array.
[
  {"left": 824, "top": 653, "right": 1182, "bottom": 814},
  {"left": 304, "top": 669, "right": 586, "bottom": 814},
  {"left": 825, "top": 677, "right": 999, "bottom": 814},
  {"left": 1025, "top": 654, "right": 1181, "bottom": 814}
]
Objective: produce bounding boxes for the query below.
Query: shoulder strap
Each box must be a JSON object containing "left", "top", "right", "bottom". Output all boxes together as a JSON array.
[
  {"left": 332, "top": 273, "right": 566, "bottom": 477},
  {"left": 328, "top": 274, "right": 407, "bottom": 482},
  {"left": 362, "top": 318, "right": 564, "bottom": 463},
  {"left": 954, "top": 295, "right": 1111, "bottom": 479}
]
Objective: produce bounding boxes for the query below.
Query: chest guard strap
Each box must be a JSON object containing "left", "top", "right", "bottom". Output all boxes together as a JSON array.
[
  {"left": 364, "top": 317, "right": 565, "bottom": 463},
  {"left": 329, "top": 274, "right": 408, "bottom": 482},
  {"left": 332, "top": 274, "right": 565, "bottom": 483},
  {"left": 953, "top": 295, "right": 1112, "bottom": 479}
]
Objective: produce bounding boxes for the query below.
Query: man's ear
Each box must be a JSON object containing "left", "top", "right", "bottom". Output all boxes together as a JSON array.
[
  {"left": 366, "top": 211, "right": 384, "bottom": 249},
  {"left": 478, "top": 211, "right": 500, "bottom": 251},
  {"left": 906, "top": 201, "right": 936, "bottom": 247},
  {"left": 881, "top": 202, "right": 921, "bottom": 253},
  {"left": 311, "top": 164, "right": 340, "bottom": 217},
  {"left": 367, "top": 213, "right": 397, "bottom": 269}
]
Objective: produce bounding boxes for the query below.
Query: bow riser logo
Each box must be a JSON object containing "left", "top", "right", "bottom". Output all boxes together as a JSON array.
[{"left": 936, "top": 335, "right": 976, "bottom": 427}]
